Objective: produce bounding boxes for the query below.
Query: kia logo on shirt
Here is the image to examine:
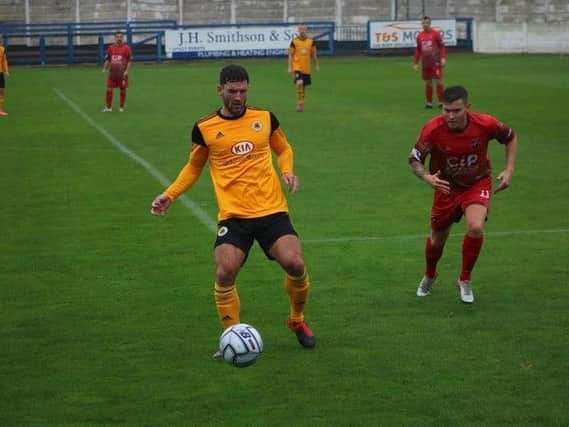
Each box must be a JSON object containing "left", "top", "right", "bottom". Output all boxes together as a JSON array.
[{"left": 231, "top": 141, "right": 254, "bottom": 155}]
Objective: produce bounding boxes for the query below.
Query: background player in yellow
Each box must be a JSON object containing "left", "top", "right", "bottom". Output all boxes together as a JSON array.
[
  {"left": 288, "top": 24, "right": 320, "bottom": 112},
  {"left": 150, "top": 64, "right": 316, "bottom": 356},
  {"left": 0, "top": 34, "right": 10, "bottom": 116}
]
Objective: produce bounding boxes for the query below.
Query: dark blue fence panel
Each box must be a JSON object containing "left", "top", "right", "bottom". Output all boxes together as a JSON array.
[{"left": 0, "top": 21, "right": 176, "bottom": 65}]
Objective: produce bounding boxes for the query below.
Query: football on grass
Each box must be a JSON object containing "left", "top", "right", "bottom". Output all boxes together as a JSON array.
[{"left": 219, "top": 323, "right": 263, "bottom": 367}]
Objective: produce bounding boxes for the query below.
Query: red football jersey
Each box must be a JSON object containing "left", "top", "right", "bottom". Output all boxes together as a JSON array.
[
  {"left": 414, "top": 29, "right": 446, "bottom": 68},
  {"left": 409, "top": 112, "right": 515, "bottom": 190},
  {"left": 106, "top": 43, "right": 131, "bottom": 81}
]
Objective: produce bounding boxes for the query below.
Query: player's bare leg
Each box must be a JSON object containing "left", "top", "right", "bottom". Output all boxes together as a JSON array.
[
  {"left": 417, "top": 226, "right": 451, "bottom": 296},
  {"left": 457, "top": 204, "right": 487, "bottom": 303},
  {"left": 295, "top": 80, "right": 305, "bottom": 112},
  {"left": 270, "top": 235, "right": 315, "bottom": 348},
  {"left": 214, "top": 243, "right": 245, "bottom": 328},
  {"left": 212, "top": 244, "right": 246, "bottom": 359},
  {"left": 424, "top": 80, "right": 434, "bottom": 108}
]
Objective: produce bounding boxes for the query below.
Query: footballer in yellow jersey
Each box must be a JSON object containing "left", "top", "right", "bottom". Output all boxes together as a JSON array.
[
  {"left": 151, "top": 65, "right": 316, "bottom": 353},
  {"left": 288, "top": 24, "right": 320, "bottom": 112},
  {"left": 0, "top": 34, "right": 10, "bottom": 116},
  {"left": 175, "top": 107, "right": 291, "bottom": 221}
]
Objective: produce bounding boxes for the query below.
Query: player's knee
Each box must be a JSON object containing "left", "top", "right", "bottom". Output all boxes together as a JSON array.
[
  {"left": 466, "top": 222, "right": 484, "bottom": 238},
  {"left": 281, "top": 253, "right": 305, "bottom": 277},
  {"left": 430, "top": 227, "right": 450, "bottom": 247},
  {"left": 430, "top": 235, "right": 447, "bottom": 248},
  {"left": 216, "top": 264, "right": 239, "bottom": 285}
]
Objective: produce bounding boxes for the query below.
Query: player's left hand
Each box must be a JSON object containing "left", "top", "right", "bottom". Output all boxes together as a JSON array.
[
  {"left": 4, "top": 71, "right": 9, "bottom": 78},
  {"left": 494, "top": 170, "right": 513, "bottom": 194},
  {"left": 123, "top": 71, "right": 128, "bottom": 77},
  {"left": 282, "top": 173, "right": 299, "bottom": 194},
  {"left": 441, "top": 58, "right": 446, "bottom": 67}
]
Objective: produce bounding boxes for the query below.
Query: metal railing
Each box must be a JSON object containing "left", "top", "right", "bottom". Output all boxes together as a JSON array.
[{"left": 0, "top": 21, "right": 177, "bottom": 65}]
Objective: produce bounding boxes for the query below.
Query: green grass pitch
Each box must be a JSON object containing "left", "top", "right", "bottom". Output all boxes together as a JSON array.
[{"left": 1, "top": 54, "right": 568, "bottom": 426}]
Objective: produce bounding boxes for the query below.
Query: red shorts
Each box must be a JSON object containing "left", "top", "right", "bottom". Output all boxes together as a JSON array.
[
  {"left": 430, "top": 177, "right": 492, "bottom": 230},
  {"left": 107, "top": 77, "right": 129, "bottom": 89},
  {"left": 422, "top": 64, "right": 443, "bottom": 81}
]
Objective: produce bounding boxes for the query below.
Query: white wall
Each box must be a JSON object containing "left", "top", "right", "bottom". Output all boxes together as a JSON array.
[{"left": 474, "top": 21, "right": 569, "bottom": 53}]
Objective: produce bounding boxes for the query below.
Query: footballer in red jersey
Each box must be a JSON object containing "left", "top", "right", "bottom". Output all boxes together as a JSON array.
[
  {"left": 408, "top": 86, "right": 518, "bottom": 304},
  {"left": 413, "top": 16, "right": 447, "bottom": 109},
  {"left": 101, "top": 31, "right": 132, "bottom": 112}
]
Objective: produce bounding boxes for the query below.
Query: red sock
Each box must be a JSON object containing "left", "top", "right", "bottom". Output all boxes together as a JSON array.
[
  {"left": 120, "top": 90, "right": 127, "bottom": 108},
  {"left": 425, "top": 237, "right": 443, "bottom": 279},
  {"left": 105, "top": 90, "right": 113, "bottom": 108},
  {"left": 460, "top": 234, "right": 484, "bottom": 281},
  {"left": 436, "top": 83, "right": 444, "bottom": 103},
  {"left": 425, "top": 84, "right": 433, "bottom": 104}
]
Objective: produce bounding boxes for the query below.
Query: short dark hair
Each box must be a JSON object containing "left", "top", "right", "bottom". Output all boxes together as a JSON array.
[
  {"left": 219, "top": 65, "right": 249, "bottom": 85},
  {"left": 443, "top": 86, "right": 469, "bottom": 104},
  {"left": 422, "top": 16, "right": 431, "bottom": 21},
  {"left": 115, "top": 30, "right": 124, "bottom": 35}
]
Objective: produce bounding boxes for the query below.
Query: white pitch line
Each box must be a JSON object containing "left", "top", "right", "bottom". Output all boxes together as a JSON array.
[
  {"left": 302, "top": 228, "right": 569, "bottom": 244},
  {"left": 54, "top": 88, "right": 217, "bottom": 233}
]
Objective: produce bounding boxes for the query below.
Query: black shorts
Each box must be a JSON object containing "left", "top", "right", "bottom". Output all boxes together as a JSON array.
[
  {"left": 0, "top": 74, "right": 5, "bottom": 89},
  {"left": 214, "top": 212, "right": 298, "bottom": 260},
  {"left": 293, "top": 71, "right": 312, "bottom": 87}
]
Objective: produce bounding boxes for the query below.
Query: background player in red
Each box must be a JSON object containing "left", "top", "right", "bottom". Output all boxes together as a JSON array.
[
  {"left": 413, "top": 16, "right": 447, "bottom": 109},
  {"left": 101, "top": 30, "right": 132, "bottom": 112},
  {"left": 408, "top": 86, "right": 518, "bottom": 303}
]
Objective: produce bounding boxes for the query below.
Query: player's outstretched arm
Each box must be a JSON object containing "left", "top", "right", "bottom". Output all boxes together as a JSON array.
[
  {"left": 150, "top": 144, "right": 208, "bottom": 216},
  {"left": 495, "top": 136, "right": 518, "bottom": 194}
]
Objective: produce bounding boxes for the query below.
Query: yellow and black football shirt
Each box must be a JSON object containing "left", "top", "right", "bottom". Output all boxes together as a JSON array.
[
  {"left": 166, "top": 107, "right": 294, "bottom": 221},
  {"left": 289, "top": 37, "right": 316, "bottom": 75}
]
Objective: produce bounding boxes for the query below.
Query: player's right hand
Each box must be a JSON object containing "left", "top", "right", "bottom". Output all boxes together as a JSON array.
[
  {"left": 151, "top": 193, "right": 172, "bottom": 216},
  {"left": 425, "top": 170, "right": 451, "bottom": 194},
  {"left": 413, "top": 64, "right": 419, "bottom": 71}
]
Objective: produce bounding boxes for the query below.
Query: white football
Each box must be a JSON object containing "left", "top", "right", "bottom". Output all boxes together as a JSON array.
[{"left": 219, "top": 323, "right": 263, "bottom": 367}]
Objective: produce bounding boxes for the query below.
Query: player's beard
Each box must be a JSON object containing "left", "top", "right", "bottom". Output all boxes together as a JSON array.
[{"left": 227, "top": 100, "right": 245, "bottom": 116}]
